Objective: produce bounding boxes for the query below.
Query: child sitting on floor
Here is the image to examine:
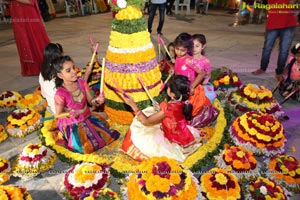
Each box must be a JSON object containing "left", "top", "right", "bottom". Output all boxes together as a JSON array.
[
  {"left": 122, "top": 75, "right": 205, "bottom": 162},
  {"left": 52, "top": 55, "right": 120, "bottom": 154},
  {"left": 279, "top": 43, "right": 300, "bottom": 101}
]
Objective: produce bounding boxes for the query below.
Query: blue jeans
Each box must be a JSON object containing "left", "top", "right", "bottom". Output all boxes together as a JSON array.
[
  {"left": 148, "top": 2, "right": 166, "bottom": 33},
  {"left": 260, "top": 26, "right": 295, "bottom": 75}
]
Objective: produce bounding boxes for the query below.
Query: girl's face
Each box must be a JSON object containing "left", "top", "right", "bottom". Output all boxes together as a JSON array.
[
  {"left": 193, "top": 39, "right": 205, "bottom": 56},
  {"left": 57, "top": 61, "right": 78, "bottom": 83},
  {"left": 175, "top": 46, "right": 188, "bottom": 58},
  {"left": 167, "top": 87, "right": 175, "bottom": 99}
]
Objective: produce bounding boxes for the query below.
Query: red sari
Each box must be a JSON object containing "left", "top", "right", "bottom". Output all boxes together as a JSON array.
[{"left": 10, "top": 0, "right": 50, "bottom": 76}]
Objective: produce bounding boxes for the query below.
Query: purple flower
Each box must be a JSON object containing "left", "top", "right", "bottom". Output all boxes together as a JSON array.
[{"left": 152, "top": 161, "right": 171, "bottom": 178}]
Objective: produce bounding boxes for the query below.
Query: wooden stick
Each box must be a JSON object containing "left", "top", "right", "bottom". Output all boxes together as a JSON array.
[
  {"left": 138, "top": 76, "right": 155, "bottom": 103},
  {"left": 272, "top": 80, "right": 282, "bottom": 94},
  {"left": 280, "top": 86, "right": 300, "bottom": 105},
  {"left": 109, "top": 76, "right": 128, "bottom": 98},
  {"left": 89, "top": 36, "right": 94, "bottom": 46},
  {"left": 41, "top": 112, "right": 70, "bottom": 121},
  {"left": 88, "top": 43, "right": 99, "bottom": 67},
  {"left": 100, "top": 57, "right": 105, "bottom": 94},
  {"left": 158, "top": 34, "right": 161, "bottom": 61},
  {"left": 158, "top": 36, "right": 172, "bottom": 60},
  {"left": 160, "top": 71, "right": 174, "bottom": 92}
]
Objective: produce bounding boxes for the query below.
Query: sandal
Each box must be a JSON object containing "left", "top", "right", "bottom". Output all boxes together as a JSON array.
[{"left": 252, "top": 69, "right": 265, "bottom": 75}]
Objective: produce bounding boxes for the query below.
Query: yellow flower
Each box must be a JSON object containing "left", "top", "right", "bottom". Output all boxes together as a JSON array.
[
  {"left": 215, "top": 173, "right": 228, "bottom": 185},
  {"left": 236, "top": 151, "right": 245, "bottom": 158},
  {"left": 233, "top": 76, "right": 238, "bottom": 82},
  {"left": 213, "top": 80, "right": 219, "bottom": 86}
]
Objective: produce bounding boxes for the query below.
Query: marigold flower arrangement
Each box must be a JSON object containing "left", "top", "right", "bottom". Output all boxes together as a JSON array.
[
  {"left": 6, "top": 108, "right": 42, "bottom": 137},
  {"left": 267, "top": 154, "right": 300, "bottom": 187},
  {"left": 0, "top": 91, "right": 23, "bottom": 112},
  {"left": 80, "top": 188, "right": 120, "bottom": 200},
  {"left": 215, "top": 145, "right": 260, "bottom": 179},
  {"left": 62, "top": 162, "right": 111, "bottom": 200},
  {"left": 230, "top": 111, "right": 285, "bottom": 156},
  {"left": 0, "top": 185, "right": 32, "bottom": 200},
  {"left": 12, "top": 143, "right": 56, "bottom": 179},
  {"left": 17, "top": 93, "right": 47, "bottom": 113},
  {"left": 228, "top": 83, "right": 281, "bottom": 115},
  {"left": 77, "top": 61, "right": 102, "bottom": 87},
  {"left": 122, "top": 156, "right": 201, "bottom": 200},
  {"left": 211, "top": 67, "right": 242, "bottom": 90},
  {"left": 247, "top": 177, "right": 290, "bottom": 200},
  {"left": 199, "top": 167, "right": 242, "bottom": 199},
  {"left": 0, "top": 158, "right": 10, "bottom": 185},
  {"left": 0, "top": 125, "right": 8, "bottom": 143}
]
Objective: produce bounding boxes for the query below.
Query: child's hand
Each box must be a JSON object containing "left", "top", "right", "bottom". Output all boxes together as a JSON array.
[
  {"left": 96, "top": 93, "right": 105, "bottom": 104},
  {"left": 190, "top": 87, "right": 195, "bottom": 95},
  {"left": 123, "top": 94, "right": 134, "bottom": 106},
  {"left": 70, "top": 110, "right": 80, "bottom": 118},
  {"left": 171, "top": 58, "right": 175, "bottom": 64}
]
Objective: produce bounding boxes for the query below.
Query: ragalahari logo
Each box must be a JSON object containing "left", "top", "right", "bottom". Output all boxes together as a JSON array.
[{"left": 240, "top": 1, "right": 254, "bottom": 15}]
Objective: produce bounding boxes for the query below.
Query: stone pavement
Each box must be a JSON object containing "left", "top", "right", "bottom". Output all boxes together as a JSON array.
[{"left": 0, "top": 9, "right": 300, "bottom": 199}]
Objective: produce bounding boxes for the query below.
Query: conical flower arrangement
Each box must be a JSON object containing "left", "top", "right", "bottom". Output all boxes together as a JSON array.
[{"left": 104, "top": 1, "right": 164, "bottom": 124}]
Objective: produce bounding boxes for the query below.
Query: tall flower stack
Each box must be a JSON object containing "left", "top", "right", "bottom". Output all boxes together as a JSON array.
[
  {"left": 267, "top": 154, "right": 300, "bottom": 188},
  {"left": 247, "top": 177, "right": 290, "bottom": 200},
  {"left": 62, "top": 162, "right": 111, "bottom": 200},
  {"left": 6, "top": 107, "right": 42, "bottom": 137},
  {"left": 17, "top": 93, "right": 47, "bottom": 113},
  {"left": 122, "top": 156, "right": 201, "bottom": 199},
  {"left": 199, "top": 167, "right": 242, "bottom": 199},
  {"left": 12, "top": 143, "right": 56, "bottom": 179},
  {"left": 228, "top": 83, "right": 281, "bottom": 115},
  {"left": 215, "top": 145, "right": 260, "bottom": 179},
  {"left": 0, "top": 91, "right": 23, "bottom": 112},
  {"left": 0, "top": 125, "right": 8, "bottom": 143},
  {"left": 230, "top": 111, "right": 285, "bottom": 156},
  {"left": 0, "top": 185, "right": 32, "bottom": 200},
  {"left": 104, "top": 0, "right": 164, "bottom": 124},
  {"left": 0, "top": 158, "right": 10, "bottom": 185}
]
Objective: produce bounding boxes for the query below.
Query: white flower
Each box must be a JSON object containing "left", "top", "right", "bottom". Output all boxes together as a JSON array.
[
  {"left": 259, "top": 186, "right": 267, "bottom": 195},
  {"left": 117, "top": 0, "right": 127, "bottom": 8}
]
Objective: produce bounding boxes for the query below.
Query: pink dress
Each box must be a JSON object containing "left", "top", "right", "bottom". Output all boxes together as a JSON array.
[
  {"left": 193, "top": 56, "right": 211, "bottom": 84},
  {"left": 10, "top": 0, "right": 50, "bottom": 76},
  {"left": 54, "top": 78, "right": 120, "bottom": 154}
]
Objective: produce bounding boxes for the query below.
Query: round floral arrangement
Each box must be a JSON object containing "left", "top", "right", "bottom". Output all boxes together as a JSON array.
[
  {"left": 215, "top": 145, "right": 260, "bottom": 179},
  {"left": 268, "top": 154, "right": 300, "bottom": 187},
  {"left": 211, "top": 67, "right": 242, "bottom": 90},
  {"left": 80, "top": 188, "right": 120, "bottom": 200},
  {"left": 230, "top": 111, "right": 285, "bottom": 156},
  {"left": 247, "top": 177, "right": 290, "bottom": 200},
  {"left": 122, "top": 156, "right": 201, "bottom": 200},
  {"left": 62, "top": 162, "right": 111, "bottom": 200},
  {"left": 12, "top": 143, "right": 56, "bottom": 179},
  {"left": 6, "top": 107, "right": 42, "bottom": 137},
  {"left": 17, "top": 93, "right": 47, "bottom": 112},
  {"left": 0, "top": 91, "right": 23, "bottom": 112},
  {"left": 0, "top": 158, "right": 10, "bottom": 185},
  {"left": 0, "top": 125, "right": 8, "bottom": 143},
  {"left": 199, "top": 167, "right": 242, "bottom": 200},
  {"left": 0, "top": 185, "right": 32, "bottom": 200},
  {"left": 228, "top": 83, "right": 281, "bottom": 115}
]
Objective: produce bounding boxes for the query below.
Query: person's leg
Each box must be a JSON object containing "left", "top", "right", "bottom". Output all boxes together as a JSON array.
[
  {"left": 148, "top": 3, "right": 157, "bottom": 33},
  {"left": 260, "top": 29, "right": 279, "bottom": 71},
  {"left": 276, "top": 27, "right": 295, "bottom": 75},
  {"left": 157, "top": 3, "right": 166, "bottom": 34}
]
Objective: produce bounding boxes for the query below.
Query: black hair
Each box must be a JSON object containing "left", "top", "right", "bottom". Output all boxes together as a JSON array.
[
  {"left": 41, "top": 43, "right": 64, "bottom": 81},
  {"left": 192, "top": 33, "right": 206, "bottom": 55},
  {"left": 174, "top": 32, "right": 194, "bottom": 56},
  {"left": 52, "top": 55, "right": 73, "bottom": 88},
  {"left": 291, "top": 43, "right": 300, "bottom": 55},
  {"left": 167, "top": 75, "right": 193, "bottom": 120}
]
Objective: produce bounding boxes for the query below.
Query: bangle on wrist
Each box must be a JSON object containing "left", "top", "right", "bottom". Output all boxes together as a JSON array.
[{"left": 134, "top": 109, "right": 142, "bottom": 116}]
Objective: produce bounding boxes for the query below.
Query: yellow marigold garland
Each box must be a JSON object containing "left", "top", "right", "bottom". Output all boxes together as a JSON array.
[
  {"left": 115, "top": 5, "right": 142, "bottom": 20},
  {"left": 106, "top": 47, "right": 156, "bottom": 64},
  {"left": 0, "top": 91, "right": 23, "bottom": 112},
  {"left": 109, "top": 31, "right": 150, "bottom": 48}
]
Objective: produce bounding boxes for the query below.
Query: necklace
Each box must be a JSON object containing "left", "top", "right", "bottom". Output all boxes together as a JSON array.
[{"left": 72, "top": 89, "right": 82, "bottom": 97}]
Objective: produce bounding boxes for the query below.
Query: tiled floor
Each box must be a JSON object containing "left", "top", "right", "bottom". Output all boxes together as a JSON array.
[{"left": 0, "top": 9, "right": 299, "bottom": 199}]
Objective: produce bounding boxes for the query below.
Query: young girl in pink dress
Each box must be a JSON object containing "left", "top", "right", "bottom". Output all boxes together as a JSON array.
[
  {"left": 53, "top": 56, "right": 120, "bottom": 154},
  {"left": 173, "top": 32, "right": 210, "bottom": 116},
  {"left": 122, "top": 75, "right": 205, "bottom": 162},
  {"left": 279, "top": 43, "right": 300, "bottom": 101}
]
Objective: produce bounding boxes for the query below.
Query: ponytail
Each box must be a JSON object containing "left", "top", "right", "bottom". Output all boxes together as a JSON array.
[{"left": 182, "top": 100, "right": 193, "bottom": 121}]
